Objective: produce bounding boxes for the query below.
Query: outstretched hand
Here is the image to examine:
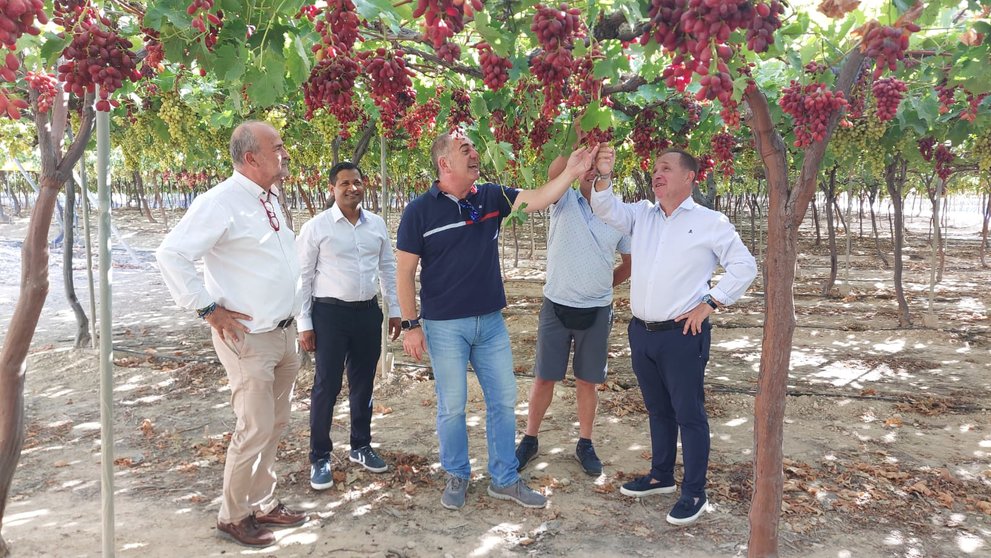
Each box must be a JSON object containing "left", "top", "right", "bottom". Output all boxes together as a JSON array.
[{"left": 564, "top": 144, "right": 600, "bottom": 181}]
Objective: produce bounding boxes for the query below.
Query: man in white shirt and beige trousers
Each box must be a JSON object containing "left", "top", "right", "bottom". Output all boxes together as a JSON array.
[{"left": 157, "top": 121, "right": 307, "bottom": 548}]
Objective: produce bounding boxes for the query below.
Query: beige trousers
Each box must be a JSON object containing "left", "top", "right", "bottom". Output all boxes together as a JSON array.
[{"left": 212, "top": 324, "right": 300, "bottom": 524}]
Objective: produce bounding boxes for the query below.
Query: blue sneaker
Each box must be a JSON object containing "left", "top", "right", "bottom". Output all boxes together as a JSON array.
[
  {"left": 619, "top": 474, "right": 676, "bottom": 497},
  {"left": 310, "top": 458, "right": 333, "bottom": 490},
  {"left": 349, "top": 445, "right": 388, "bottom": 473},
  {"left": 666, "top": 493, "right": 708, "bottom": 526}
]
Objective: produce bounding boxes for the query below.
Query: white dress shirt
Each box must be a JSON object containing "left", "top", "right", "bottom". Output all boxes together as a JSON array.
[
  {"left": 591, "top": 187, "right": 757, "bottom": 322},
  {"left": 156, "top": 171, "right": 302, "bottom": 334},
  {"left": 296, "top": 204, "right": 400, "bottom": 332}
]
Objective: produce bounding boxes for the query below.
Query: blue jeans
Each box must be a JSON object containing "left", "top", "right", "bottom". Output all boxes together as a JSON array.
[{"left": 423, "top": 311, "right": 520, "bottom": 487}]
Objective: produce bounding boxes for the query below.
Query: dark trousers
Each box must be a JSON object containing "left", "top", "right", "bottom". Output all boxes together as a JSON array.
[
  {"left": 628, "top": 319, "right": 711, "bottom": 498},
  {"left": 309, "top": 301, "right": 383, "bottom": 463}
]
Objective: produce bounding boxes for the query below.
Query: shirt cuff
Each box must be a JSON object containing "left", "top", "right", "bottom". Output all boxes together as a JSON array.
[
  {"left": 296, "top": 316, "right": 314, "bottom": 332},
  {"left": 708, "top": 288, "right": 732, "bottom": 307}
]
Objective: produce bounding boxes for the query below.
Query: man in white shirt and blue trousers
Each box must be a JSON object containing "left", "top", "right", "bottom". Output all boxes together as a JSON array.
[
  {"left": 157, "top": 121, "right": 307, "bottom": 548},
  {"left": 296, "top": 162, "right": 401, "bottom": 489},
  {"left": 591, "top": 148, "right": 757, "bottom": 526}
]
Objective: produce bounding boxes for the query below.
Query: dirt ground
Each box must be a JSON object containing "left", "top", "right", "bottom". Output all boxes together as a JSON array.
[{"left": 0, "top": 195, "right": 989, "bottom": 558}]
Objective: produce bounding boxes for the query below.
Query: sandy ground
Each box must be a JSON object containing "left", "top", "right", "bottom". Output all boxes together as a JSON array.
[{"left": 0, "top": 196, "right": 989, "bottom": 558}]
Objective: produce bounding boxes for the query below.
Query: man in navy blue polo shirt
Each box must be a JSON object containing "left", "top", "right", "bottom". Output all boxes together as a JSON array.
[{"left": 396, "top": 131, "right": 598, "bottom": 510}]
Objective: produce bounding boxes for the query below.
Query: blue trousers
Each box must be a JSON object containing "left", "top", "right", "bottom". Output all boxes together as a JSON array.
[{"left": 628, "top": 319, "right": 711, "bottom": 498}]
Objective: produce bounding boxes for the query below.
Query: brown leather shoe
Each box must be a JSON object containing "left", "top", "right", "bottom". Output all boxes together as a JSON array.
[
  {"left": 255, "top": 502, "right": 307, "bottom": 527},
  {"left": 217, "top": 515, "right": 275, "bottom": 547}
]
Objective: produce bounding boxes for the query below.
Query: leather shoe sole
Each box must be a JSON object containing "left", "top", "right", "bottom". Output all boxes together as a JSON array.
[{"left": 216, "top": 521, "right": 275, "bottom": 548}]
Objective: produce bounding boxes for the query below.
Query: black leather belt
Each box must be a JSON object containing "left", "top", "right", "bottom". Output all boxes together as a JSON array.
[
  {"left": 313, "top": 296, "right": 377, "bottom": 309},
  {"left": 276, "top": 317, "right": 294, "bottom": 329},
  {"left": 632, "top": 317, "right": 682, "bottom": 332}
]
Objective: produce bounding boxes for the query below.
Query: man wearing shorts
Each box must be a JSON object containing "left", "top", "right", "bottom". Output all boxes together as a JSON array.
[{"left": 515, "top": 146, "right": 630, "bottom": 476}]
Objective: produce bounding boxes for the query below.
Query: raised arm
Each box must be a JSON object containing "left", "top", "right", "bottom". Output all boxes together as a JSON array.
[{"left": 513, "top": 145, "right": 598, "bottom": 213}]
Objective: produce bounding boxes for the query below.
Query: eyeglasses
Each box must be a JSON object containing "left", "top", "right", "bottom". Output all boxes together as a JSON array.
[
  {"left": 458, "top": 199, "right": 479, "bottom": 222},
  {"left": 260, "top": 195, "right": 281, "bottom": 231}
]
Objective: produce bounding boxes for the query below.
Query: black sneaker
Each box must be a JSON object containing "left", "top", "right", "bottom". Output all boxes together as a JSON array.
[
  {"left": 575, "top": 441, "right": 602, "bottom": 476},
  {"left": 619, "top": 474, "right": 677, "bottom": 497},
  {"left": 666, "top": 493, "right": 708, "bottom": 526},
  {"left": 515, "top": 435, "right": 538, "bottom": 472}
]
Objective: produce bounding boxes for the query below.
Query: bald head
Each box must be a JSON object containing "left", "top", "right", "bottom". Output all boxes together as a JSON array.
[{"left": 229, "top": 120, "right": 288, "bottom": 190}]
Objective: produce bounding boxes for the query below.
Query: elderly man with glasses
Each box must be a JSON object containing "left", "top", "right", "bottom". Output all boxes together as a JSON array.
[
  {"left": 395, "top": 131, "right": 600, "bottom": 511},
  {"left": 157, "top": 120, "right": 306, "bottom": 548}
]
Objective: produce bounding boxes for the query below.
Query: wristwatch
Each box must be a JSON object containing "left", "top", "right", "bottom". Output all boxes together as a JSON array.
[
  {"left": 401, "top": 317, "right": 421, "bottom": 331},
  {"left": 701, "top": 294, "right": 719, "bottom": 310},
  {"left": 593, "top": 174, "right": 612, "bottom": 188}
]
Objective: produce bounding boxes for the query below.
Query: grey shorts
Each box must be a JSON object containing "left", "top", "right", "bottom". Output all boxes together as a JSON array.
[{"left": 533, "top": 297, "right": 613, "bottom": 384}]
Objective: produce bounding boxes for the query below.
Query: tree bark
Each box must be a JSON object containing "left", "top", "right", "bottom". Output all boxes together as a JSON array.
[
  {"left": 867, "top": 183, "right": 889, "bottom": 268},
  {"left": 821, "top": 168, "right": 838, "bottom": 297},
  {"left": 885, "top": 158, "right": 912, "bottom": 327},
  {"left": 810, "top": 196, "right": 821, "bottom": 246},
  {"left": 0, "top": 92, "right": 95, "bottom": 553},
  {"left": 133, "top": 170, "right": 156, "bottom": 223},
  {"left": 744, "top": 47, "right": 864, "bottom": 558},
  {"left": 980, "top": 191, "right": 990, "bottom": 268},
  {"left": 63, "top": 178, "right": 91, "bottom": 348}
]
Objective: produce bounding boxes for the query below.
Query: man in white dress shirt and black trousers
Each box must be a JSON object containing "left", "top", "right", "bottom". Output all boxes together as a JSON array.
[
  {"left": 590, "top": 148, "right": 757, "bottom": 526},
  {"left": 296, "top": 162, "right": 401, "bottom": 490},
  {"left": 156, "top": 121, "right": 307, "bottom": 548}
]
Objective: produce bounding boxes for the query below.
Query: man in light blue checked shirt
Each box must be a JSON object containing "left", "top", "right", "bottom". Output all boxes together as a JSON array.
[{"left": 516, "top": 142, "right": 631, "bottom": 477}]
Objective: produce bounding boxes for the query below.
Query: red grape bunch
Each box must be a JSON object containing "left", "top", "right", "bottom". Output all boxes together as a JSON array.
[
  {"left": 436, "top": 41, "right": 460, "bottom": 63},
  {"left": 871, "top": 77, "right": 906, "bottom": 122},
  {"left": 917, "top": 136, "right": 935, "bottom": 162},
  {"left": 398, "top": 97, "right": 440, "bottom": 148},
  {"left": 745, "top": 1, "right": 785, "bottom": 53},
  {"left": 57, "top": 6, "right": 141, "bottom": 111},
  {"left": 960, "top": 92, "right": 987, "bottom": 122},
  {"left": 1, "top": 52, "right": 19, "bottom": 82},
  {"left": 412, "top": 0, "right": 483, "bottom": 49},
  {"left": 859, "top": 21, "right": 921, "bottom": 79},
  {"left": 25, "top": 70, "right": 57, "bottom": 113},
  {"left": 935, "top": 83, "right": 956, "bottom": 114},
  {"left": 0, "top": 0, "right": 48, "bottom": 51},
  {"left": 187, "top": 0, "right": 222, "bottom": 37},
  {"left": 0, "top": 91, "right": 29, "bottom": 120},
  {"left": 303, "top": 55, "right": 361, "bottom": 122},
  {"left": 640, "top": 0, "right": 689, "bottom": 50},
  {"left": 779, "top": 80, "right": 849, "bottom": 148},
  {"left": 631, "top": 109, "right": 672, "bottom": 170},
  {"left": 313, "top": 0, "right": 361, "bottom": 58},
  {"left": 933, "top": 144, "right": 954, "bottom": 180},
  {"left": 528, "top": 117, "right": 553, "bottom": 152},
  {"left": 711, "top": 131, "right": 736, "bottom": 176},
  {"left": 531, "top": 3, "right": 583, "bottom": 50},
  {"left": 448, "top": 88, "right": 473, "bottom": 129},
  {"left": 720, "top": 99, "right": 741, "bottom": 129},
  {"left": 696, "top": 152, "right": 716, "bottom": 183},
  {"left": 361, "top": 48, "right": 415, "bottom": 131},
  {"left": 478, "top": 44, "right": 512, "bottom": 91},
  {"left": 565, "top": 52, "right": 602, "bottom": 108},
  {"left": 491, "top": 109, "right": 524, "bottom": 152}
]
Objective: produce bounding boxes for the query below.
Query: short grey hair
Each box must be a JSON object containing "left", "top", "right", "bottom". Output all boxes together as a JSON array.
[
  {"left": 229, "top": 121, "right": 264, "bottom": 166},
  {"left": 430, "top": 133, "right": 454, "bottom": 175}
]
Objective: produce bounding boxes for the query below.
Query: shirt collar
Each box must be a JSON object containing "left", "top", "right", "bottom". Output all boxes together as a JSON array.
[
  {"left": 231, "top": 170, "right": 269, "bottom": 200},
  {"left": 330, "top": 203, "right": 365, "bottom": 223},
  {"left": 431, "top": 180, "right": 478, "bottom": 201},
  {"left": 653, "top": 195, "right": 697, "bottom": 216}
]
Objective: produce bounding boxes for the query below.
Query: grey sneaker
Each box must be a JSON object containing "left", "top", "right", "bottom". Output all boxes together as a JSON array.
[
  {"left": 441, "top": 474, "right": 469, "bottom": 510},
  {"left": 487, "top": 479, "right": 547, "bottom": 509}
]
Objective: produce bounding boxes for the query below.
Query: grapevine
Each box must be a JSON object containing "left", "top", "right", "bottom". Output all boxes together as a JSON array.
[
  {"left": 303, "top": 55, "right": 361, "bottom": 124},
  {"left": 631, "top": 109, "right": 671, "bottom": 170},
  {"left": 313, "top": 0, "right": 361, "bottom": 58},
  {"left": 832, "top": 113, "right": 886, "bottom": 177},
  {"left": 447, "top": 88, "right": 473, "bottom": 130},
  {"left": 972, "top": 134, "right": 991, "bottom": 176}
]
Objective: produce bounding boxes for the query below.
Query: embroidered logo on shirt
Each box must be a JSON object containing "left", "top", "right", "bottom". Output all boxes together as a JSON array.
[{"left": 689, "top": 229, "right": 693, "bottom": 234}]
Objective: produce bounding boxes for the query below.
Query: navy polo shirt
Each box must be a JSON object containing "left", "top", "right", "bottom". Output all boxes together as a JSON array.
[{"left": 397, "top": 181, "right": 520, "bottom": 320}]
